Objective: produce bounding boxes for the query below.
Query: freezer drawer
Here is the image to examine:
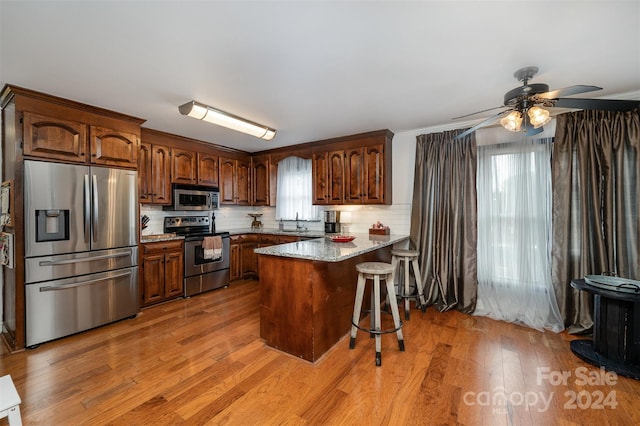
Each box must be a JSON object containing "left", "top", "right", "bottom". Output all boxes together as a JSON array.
[
  {"left": 25, "top": 246, "right": 138, "bottom": 284},
  {"left": 26, "top": 267, "right": 138, "bottom": 347}
]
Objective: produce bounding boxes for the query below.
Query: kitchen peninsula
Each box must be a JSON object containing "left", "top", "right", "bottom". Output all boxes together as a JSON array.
[{"left": 256, "top": 233, "right": 408, "bottom": 362}]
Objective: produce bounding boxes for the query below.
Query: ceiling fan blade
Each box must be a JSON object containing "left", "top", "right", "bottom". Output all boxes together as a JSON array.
[
  {"left": 553, "top": 97, "right": 640, "bottom": 111},
  {"left": 452, "top": 105, "right": 506, "bottom": 120},
  {"left": 454, "top": 110, "right": 510, "bottom": 140},
  {"left": 523, "top": 121, "right": 544, "bottom": 137},
  {"left": 538, "top": 85, "right": 602, "bottom": 99}
]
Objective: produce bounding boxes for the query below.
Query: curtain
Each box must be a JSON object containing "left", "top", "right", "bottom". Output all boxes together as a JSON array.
[
  {"left": 475, "top": 137, "right": 564, "bottom": 332},
  {"left": 409, "top": 130, "right": 477, "bottom": 313},
  {"left": 552, "top": 109, "right": 640, "bottom": 333},
  {"left": 275, "top": 156, "right": 320, "bottom": 221}
]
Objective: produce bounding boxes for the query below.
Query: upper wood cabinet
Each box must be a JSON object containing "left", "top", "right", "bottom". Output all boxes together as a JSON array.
[
  {"left": 197, "top": 152, "right": 219, "bottom": 187},
  {"left": 171, "top": 148, "right": 197, "bottom": 184},
  {"left": 313, "top": 150, "right": 345, "bottom": 204},
  {"left": 220, "top": 156, "right": 251, "bottom": 205},
  {"left": 89, "top": 125, "right": 139, "bottom": 168},
  {"left": 252, "top": 155, "right": 270, "bottom": 206},
  {"left": 23, "top": 112, "right": 88, "bottom": 162},
  {"left": 310, "top": 130, "right": 392, "bottom": 205},
  {"left": 139, "top": 142, "right": 171, "bottom": 204},
  {"left": 18, "top": 89, "right": 143, "bottom": 169}
]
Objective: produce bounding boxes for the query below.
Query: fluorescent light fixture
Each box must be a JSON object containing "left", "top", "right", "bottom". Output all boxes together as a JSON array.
[{"left": 178, "top": 100, "right": 276, "bottom": 141}]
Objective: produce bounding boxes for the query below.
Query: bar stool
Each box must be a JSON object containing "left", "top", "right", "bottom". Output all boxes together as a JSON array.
[
  {"left": 0, "top": 375, "right": 22, "bottom": 425},
  {"left": 349, "top": 262, "right": 404, "bottom": 366},
  {"left": 391, "top": 249, "right": 427, "bottom": 320}
]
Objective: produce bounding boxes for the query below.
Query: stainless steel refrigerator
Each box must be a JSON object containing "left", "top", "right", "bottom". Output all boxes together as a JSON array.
[{"left": 23, "top": 160, "right": 139, "bottom": 347}]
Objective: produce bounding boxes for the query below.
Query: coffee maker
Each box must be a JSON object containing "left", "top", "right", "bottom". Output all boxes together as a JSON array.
[{"left": 324, "top": 210, "right": 341, "bottom": 234}]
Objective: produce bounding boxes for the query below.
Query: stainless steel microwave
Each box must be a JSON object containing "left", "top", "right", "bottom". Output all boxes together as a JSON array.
[{"left": 169, "top": 185, "right": 219, "bottom": 211}]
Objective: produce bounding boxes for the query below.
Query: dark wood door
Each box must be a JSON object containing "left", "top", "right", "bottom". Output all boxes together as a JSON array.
[
  {"left": 252, "top": 157, "right": 270, "bottom": 205},
  {"left": 363, "top": 144, "right": 385, "bottom": 204},
  {"left": 344, "top": 147, "right": 363, "bottom": 204},
  {"left": 312, "top": 152, "right": 329, "bottom": 204},
  {"left": 151, "top": 145, "right": 172, "bottom": 204},
  {"left": 141, "top": 254, "right": 165, "bottom": 305},
  {"left": 171, "top": 148, "right": 197, "bottom": 184},
  {"left": 197, "top": 153, "right": 219, "bottom": 187},
  {"left": 139, "top": 142, "right": 152, "bottom": 203},
  {"left": 164, "top": 251, "right": 184, "bottom": 299},
  {"left": 241, "top": 241, "right": 259, "bottom": 277},
  {"left": 236, "top": 159, "right": 251, "bottom": 205},
  {"left": 219, "top": 157, "right": 237, "bottom": 204},
  {"left": 328, "top": 150, "right": 345, "bottom": 204},
  {"left": 230, "top": 242, "right": 241, "bottom": 281},
  {"left": 90, "top": 126, "right": 139, "bottom": 168},
  {"left": 23, "top": 111, "right": 87, "bottom": 162}
]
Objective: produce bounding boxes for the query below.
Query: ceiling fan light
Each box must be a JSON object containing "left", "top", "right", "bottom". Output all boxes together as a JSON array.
[
  {"left": 500, "top": 111, "right": 523, "bottom": 132},
  {"left": 178, "top": 100, "right": 277, "bottom": 141},
  {"left": 528, "top": 106, "right": 551, "bottom": 129}
]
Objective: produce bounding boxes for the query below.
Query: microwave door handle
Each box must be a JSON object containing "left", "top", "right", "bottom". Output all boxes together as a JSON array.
[
  {"left": 84, "top": 174, "right": 90, "bottom": 244},
  {"left": 207, "top": 194, "right": 212, "bottom": 209},
  {"left": 92, "top": 174, "right": 99, "bottom": 243}
]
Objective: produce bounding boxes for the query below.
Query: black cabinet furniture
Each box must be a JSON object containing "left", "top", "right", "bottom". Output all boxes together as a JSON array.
[{"left": 570, "top": 279, "right": 640, "bottom": 380}]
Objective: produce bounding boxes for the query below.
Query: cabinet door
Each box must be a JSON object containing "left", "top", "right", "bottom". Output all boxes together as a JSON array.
[
  {"left": 141, "top": 253, "right": 165, "bottom": 305},
  {"left": 344, "top": 147, "right": 364, "bottom": 204},
  {"left": 230, "top": 243, "right": 241, "bottom": 281},
  {"left": 197, "top": 153, "right": 219, "bottom": 187},
  {"left": 236, "top": 159, "right": 251, "bottom": 205},
  {"left": 152, "top": 145, "right": 172, "bottom": 204},
  {"left": 363, "top": 144, "right": 385, "bottom": 204},
  {"left": 139, "top": 142, "right": 152, "bottom": 203},
  {"left": 328, "top": 150, "right": 345, "bottom": 204},
  {"left": 90, "top": 126, "right": 139, "bottom": 168},
  {"left": 164, "top": 251, "right": 184, "bottom": 299},
  {"left": 312, "top": 152, "right": 329, "bottom": 204},
  {"left": 252, "top": 157, "right": 270, "bottom": 205},
  {"left": 241, "top": 241, "right": 259, "bottom": 277},
  {"left": 219, "top": 157, "right": 237, "bottom": 204},
  {"left": 23, "top": 111, "right": 87, "bottom": 162},
  {"left": 172, "top": 148, "right": 197, "bottom": 184}
]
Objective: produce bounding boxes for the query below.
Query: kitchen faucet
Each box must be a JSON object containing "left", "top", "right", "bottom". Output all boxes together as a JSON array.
[{"left": 295, "top": 212, "right": 307, "bottom": 232}]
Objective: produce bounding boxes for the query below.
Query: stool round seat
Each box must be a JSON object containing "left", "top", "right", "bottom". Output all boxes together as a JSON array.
[
  {"left": 391, "top": 249, "right": 419, "bottom": 258},
  {"left": 356, "top": 262, "right": 394, "bottom": 275}
]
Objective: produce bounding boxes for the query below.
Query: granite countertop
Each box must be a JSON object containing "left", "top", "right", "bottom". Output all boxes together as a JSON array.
[
  {"left": 254, "top": 233, "right": 409, "bottom": 262},
  {"left": 140, "top": 233, "right": 185, "bottom": 244},
  {"left": 226, "top": 228, "right": 326, "bottom": 238}
]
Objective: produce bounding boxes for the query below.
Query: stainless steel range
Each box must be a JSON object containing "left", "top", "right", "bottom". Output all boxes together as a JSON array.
[{"left": 164, "top": 215, "right": 230, "bottom": 297}]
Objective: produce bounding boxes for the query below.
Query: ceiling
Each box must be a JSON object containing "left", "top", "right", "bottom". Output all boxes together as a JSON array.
[{"left": 1, "top": 1, "right": 639, "bottom": 153}]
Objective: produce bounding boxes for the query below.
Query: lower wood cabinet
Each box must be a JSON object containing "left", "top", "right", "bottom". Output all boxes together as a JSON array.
[
  {"left": 229, "top": 233, "right": 308, "bottom": 282},
  {"left": 140, "top": 239, "right": 184, "bottom": 307}
]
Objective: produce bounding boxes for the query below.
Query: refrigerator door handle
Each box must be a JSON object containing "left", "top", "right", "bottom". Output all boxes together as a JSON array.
[
  {"left": 38, "top": 252, "right": 131, "bottom": 266},
  {"left": 84, "top": 174, "right": 91, "bottom": 244},
  {"left": 92, "top": 174, "right": 99, "bottom": 243},
  {"left": 39, "top": 270, "right": 132, "bottom": 292}
]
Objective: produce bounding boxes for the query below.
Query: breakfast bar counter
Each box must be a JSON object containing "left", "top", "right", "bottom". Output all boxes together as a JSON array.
[{"left": 255, "top": 233, "right": 409, "bottom": 362}]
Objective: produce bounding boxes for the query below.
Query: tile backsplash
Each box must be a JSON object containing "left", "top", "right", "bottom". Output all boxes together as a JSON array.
[{"left": 140, "top": 203, "right": 411, "bottom": 236}]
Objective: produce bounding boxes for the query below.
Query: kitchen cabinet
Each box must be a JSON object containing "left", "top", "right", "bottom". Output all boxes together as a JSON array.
[
  {"left": 140, "top": 240, "right": 184, "bottom": 307},
  {"left": 313, "top": 150, "right": 345, "bottom": 204},
  {"left": 219, "top": 157, "right": 251, "bottom": 205},
  {"left": 171, "top": 148, "right": 197, "bottom": 184},
  {"left": 198, "top": 152, "right": 219, "bottom": 187},
  {"left": 240, "top": 234, "right": 260, "bottom": 278},
  {"left": 311, "top": 130, "right": 391, "bottom": 205},
  {"left": 23, "top": 112, "right": 140, "bottom": 168},
  {"left": 139, "top": 142, "right": 171, "bottom": 204},
  {"left": 230, "top": 239, "right": 241, "bottom": 281},
  {"left": 251, "top": 155, "right": 271, "bottom": 206}
]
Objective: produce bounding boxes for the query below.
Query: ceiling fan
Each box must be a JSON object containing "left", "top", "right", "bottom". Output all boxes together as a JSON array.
[{"left": 453, "top": 66, "right": 640, "bottom": 139}]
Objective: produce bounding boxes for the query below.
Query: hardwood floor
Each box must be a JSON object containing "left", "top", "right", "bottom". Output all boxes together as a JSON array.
[{"left": 1, "top": 278, "right": 639, "bottom": 425}]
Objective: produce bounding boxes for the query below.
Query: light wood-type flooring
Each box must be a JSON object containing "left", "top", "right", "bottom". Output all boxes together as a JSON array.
[{"left": 1, "top": 279, "right": 639, "bottom": 425}]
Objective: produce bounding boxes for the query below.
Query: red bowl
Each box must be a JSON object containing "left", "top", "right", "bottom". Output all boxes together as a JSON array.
[{"left": 329, "top": 235, "right": 356, "bottom": 243}]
